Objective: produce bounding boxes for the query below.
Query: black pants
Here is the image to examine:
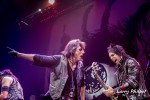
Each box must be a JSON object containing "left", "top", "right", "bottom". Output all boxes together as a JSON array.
[
  {"left": 41, "top": 95, "right": 76, "bottom": 100},
  {"left": 57, "top": 95, "right": 76, "bottom": 100},
  {"left": 41, "top": 95, "right": 53, "bottom": 100}
]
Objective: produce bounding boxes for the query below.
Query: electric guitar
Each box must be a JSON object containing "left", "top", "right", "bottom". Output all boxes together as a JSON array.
[{"left": 91, "top": 62, "right": 118, "bottom": 100}]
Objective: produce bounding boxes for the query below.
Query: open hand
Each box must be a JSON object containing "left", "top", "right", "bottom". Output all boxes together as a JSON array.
[{"left": 7, "top": 47, "right": 19, "bottom": 57}]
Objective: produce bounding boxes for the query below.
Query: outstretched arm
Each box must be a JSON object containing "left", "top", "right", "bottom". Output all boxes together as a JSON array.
[
  {"left": 17, "top": 53, "right": 35, "bottom": 62},
  {"left": 7, "top": 47, "right": 35, "bottom": 62},
  {"left": 7, "top": 47, "right": 61, "bottom": 68}
]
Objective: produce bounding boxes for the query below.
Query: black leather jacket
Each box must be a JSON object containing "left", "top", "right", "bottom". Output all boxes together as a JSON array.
[{"left": 114, "top": 57, "right": 149, "bottom": 100}]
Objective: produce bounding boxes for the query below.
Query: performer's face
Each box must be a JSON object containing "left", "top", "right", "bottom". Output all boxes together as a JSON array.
[
  {"left": 108, "top": 52, "right": 121, "bottom": 64},
  {"left": 74, "top": 46, "right": 85, "bottom": 61}
]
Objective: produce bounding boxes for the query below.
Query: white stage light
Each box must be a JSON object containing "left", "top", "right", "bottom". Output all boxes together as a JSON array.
[
  {"left": 48, "top": 0, "right": 55, "bottom": 5},
  {"left": 38, "top": 9, "right": 42, "bottom": 12}
]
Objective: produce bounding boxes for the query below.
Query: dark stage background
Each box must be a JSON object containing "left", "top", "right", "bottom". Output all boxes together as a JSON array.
[{"left": 0, "top": 0, "right": 150, "bottom": 100}]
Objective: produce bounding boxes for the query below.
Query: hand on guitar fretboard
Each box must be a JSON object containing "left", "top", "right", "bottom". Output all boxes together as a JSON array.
[{"left": 91, "top": 62, "right": 118, "bottom": 100}]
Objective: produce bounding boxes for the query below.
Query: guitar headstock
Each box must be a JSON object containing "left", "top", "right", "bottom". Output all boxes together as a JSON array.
[
  {"left": 91, "top": 62, "right": 99, "bottom": 69},
  {"left": 91, "top": 62, "right": 99, "bottom": 76}
]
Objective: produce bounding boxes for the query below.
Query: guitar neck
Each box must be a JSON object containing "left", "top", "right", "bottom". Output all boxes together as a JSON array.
[
  {"left": 92, "top": 62, "right": 108, "bottom": 90},
  {"left": 92, "top": 64, "right": 118, "bottom": 100},
  {"left": 95, "top": 73, "right": 107, "bottom": 89}
]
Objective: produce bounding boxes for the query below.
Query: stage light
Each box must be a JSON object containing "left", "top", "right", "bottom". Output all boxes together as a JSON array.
[
  {"left": 48, "top": 0, "right": 55, "bottom": 5},
  {"left": 38, "top": 9, "right": 42, "bottom": 12}
]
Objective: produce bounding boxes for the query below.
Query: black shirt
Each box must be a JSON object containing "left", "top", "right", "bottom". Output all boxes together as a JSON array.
[{"left": 61, "top": 62, "right": 77, "bottom": 99}]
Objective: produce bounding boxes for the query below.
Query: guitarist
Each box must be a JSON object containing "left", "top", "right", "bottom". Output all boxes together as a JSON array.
[{"left": 103, "top": 44, "right": 149, "bottom": 100}]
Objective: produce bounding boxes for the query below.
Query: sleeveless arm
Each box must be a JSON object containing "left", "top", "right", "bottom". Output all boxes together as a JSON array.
[{"left": 0, "top": 77, "right": 13, "bottom": 99}]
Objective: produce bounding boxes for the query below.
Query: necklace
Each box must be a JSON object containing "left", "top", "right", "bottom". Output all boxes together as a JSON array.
[{"left": 68, "top": 59, "right": 76, "bottom": 71}]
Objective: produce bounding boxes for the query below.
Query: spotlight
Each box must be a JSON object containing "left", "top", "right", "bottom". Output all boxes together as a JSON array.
[
  {"left": 38, "top": 9, "right": 42, "bottom": 12},
  {"left": 48, "top": 0, "right": 55, "bottom": 5}
]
